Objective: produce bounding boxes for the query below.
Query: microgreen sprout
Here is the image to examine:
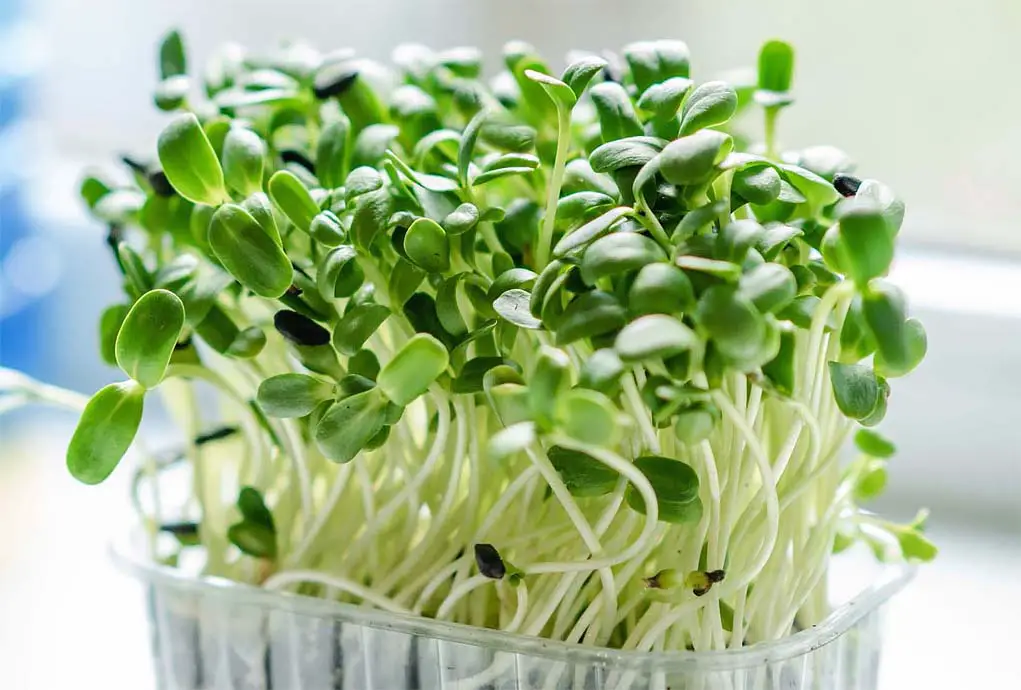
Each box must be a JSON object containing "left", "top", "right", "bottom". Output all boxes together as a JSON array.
[{"left": 0, "top": 30, "right": 936, "bottom": 652}]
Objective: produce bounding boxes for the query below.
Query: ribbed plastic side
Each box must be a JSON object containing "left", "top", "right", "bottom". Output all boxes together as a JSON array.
[{"left": 140, "top": 580, "right": 893, "bottom": 690}]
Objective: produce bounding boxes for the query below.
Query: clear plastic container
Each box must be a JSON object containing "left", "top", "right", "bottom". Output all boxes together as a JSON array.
[{"left": 112, "top": 536, "right": 913, "bottom": 690}]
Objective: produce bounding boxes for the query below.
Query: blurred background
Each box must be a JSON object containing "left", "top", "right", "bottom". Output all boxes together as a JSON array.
[{"left": 1, "top": 0, "right": 1018, "bottom": 687}]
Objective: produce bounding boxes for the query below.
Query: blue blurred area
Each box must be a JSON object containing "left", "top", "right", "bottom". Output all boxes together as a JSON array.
[{"left": 0, "top": 0, "right": 42, "bottom": 378}]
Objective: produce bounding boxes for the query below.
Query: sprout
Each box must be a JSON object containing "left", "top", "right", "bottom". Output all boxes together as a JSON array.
[{"left": 0, "top": 30, "right": 935, "bottom": 653}]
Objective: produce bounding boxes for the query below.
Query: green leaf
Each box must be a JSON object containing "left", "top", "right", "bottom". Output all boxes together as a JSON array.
[
  {"left": 590, "top": 81, "right": 643, "bottom": 142},
  {"left": 115, "top": 289, "right": 185, "bottom": 389},
  {"left": 257, "top": 373, "right": 332, "bottom": 418},
  {"left": 874, "top": 317, "right": 926, "bottom": 378},
  {"left": 579, "top": 348, "right": 625, "bottom": 394},
  {"left": 555, "top": 291, "right": 627, "bottom": 346},
  {"left": 828, "top": 362, "right": 882, "bottom": 421},
  {"left": 472, "top": 166, "right": 537, "bottom": 187},
  {"left": 351, "top": 188, "right": 394, "bottom": 247},
  {"left": 333, "top": 303, "right": 390, "bottom": 355},
  {"left": 758, "top": 40, "right": 795, "bottom": 94},
  {"left": 159, "top": 29, "right": 187, "bottom": 79},
  {"left": 659, "top": 130, "right": 733, "bottom": 186},
  {"left": 93, "top": 190, "right": 144, "bottom": 224},
  {"left": 738, "top": 263, "right": 796, "bottom": 314},
  {"left": 779, "top": 164, "right": 840, "bottom": 212},
  {"left": 240, "top": 192, "right": 281, "bottom": 247},
  {"left": 678, "top": 81, "right": 738, "bottom": 136},
  {"left": 314, "top": 389, "right": 388, "bottom": 463},
  {"left": 443, "top": 202, "right": 480, "bottom": 235},
  {"left": 154, "top": 75, "right": 189, "bottom": 111},
  {"left": 716, "top": 220, "right": 764, "bottom": 264},
  {"left": 777, "top": 295, "right": 825, "bottom": 330},
  {"left": 315, "top": 116, "right": 351, "bottom": 189},
  {"left": 348, "top": 350, "right": 381, "bottom": 381},
  {"left": 115, "top": 242, "right": 153, "bottom": 297},
  {"left": 99, "top": 305, "right": 130, "bottom": 366},
  {"left": 839, "top": 295, "right": 876, "bottom": 363},
  {"left": 862, "top": 280, "right": 911, "bottom": 373},
  {"left": 351, "top": 124, "right": 400, "bottom": 169},
  {"left": 695, "top": 286, "right": 768, "bottom": 365},
  {"left": 628, "top": 263, "right": 694, "bottom": 316},
  {"left": 627, "top": 456, "right": 701, "bottom": 524},
  {"left": 309, "top": 211, "right": 346, "bottom": 246},
  {"left": 563, "top": 159, "right": 618, "bottom": 197},
  {"left": 524, "top": 69, "right": 577, "bottom": 109},
  {"left": 458, "top": 108, "right": 488, "bottom": 184},
  {"left": 580, "top": 232, "right": 667, "bottom": 285},
  {"left": 798, "top": 145, "right": 853, "bottom": 181},
  {"left": 504, "top": 42, "right": 555, "bottom": 121},
  {"left": 389, "top": 258, "right": 425, "bottom": 308},
  {"left": 554, "top": 192, "right": 615, "bottom": 232},
  {"left": 548, "top": 445, "right": 618, "bottom": 497},
  {"left": 897, "top": 527, "right": 938, "bottom": 562},
  {"left": 673, "top": 201, "right": 725, "bottom": 242},
  {"left": 268, "top": 170, "right": 320, "bottom": 234},
  {"left": 675, "top": 255, "right": 743, "bottom": 282},
  {"left": 479, "top": 117, "right": 537, "bottom": 152},
  {"left": 80, "top": 174, "right": 112, "bottom": 209},
  {"left": 734, "top": 165, "right": 782, "bottom": 205},
  {"left": 208, "top": 204, "right": 293, "bottom": 298},
  {"left": 837, "top": 200, "right": 894, "bottom": 285},
  {"left": 589, "top": 136, "right": 668, "bottom": 174},
  {"left": 553, "top": 206, "right": 631, "bottom": 258},
  {"left": 856, "top": 179, "right": 905, "bottom": 235},
  {"left": 221, "top": 127, "right": 266, "bottom": 196},
  {"left": 623, "top": 40, "right": 691, "bottom": 94},
  {"left": 561, "top": 55, "right": 608, "bottom": 98},
  {"left": 377, "top": 334, "right": 448, "bottom": 406},
  {"left": 636, "top": 77, "right": 694, "bottom": 120},
  {"left": 673, "top": 403, "right": 719, "bottom": 444},
  {"left": 227, "top": 522, "right": 277, "bottom": 559},
  {"left": 494, "top": 289, "right": 543, "bottom": 329},
  {"left": 529, "top": 346, "right": 571, "bottom": 428},
  {"left": 227, "top": 327, "right": 267, "bottom": 359},
  {"left": 557, "top": 389, "right": 620, "bottom": 447},
  {"left": 403, "top": 217, "right": 450, "bottom": 273},
  {"left": 435, "top": 274, "right": 473, "bottom": 336},
  {"left": 317, "top": 245, "right": 363, "bottom": 299},
  {"left": 157, "top": 113, "right": 228, "bottom": 205},
  {"left": 66, "top": 380, "right": 145, "bottom": 485},
  {"left": 615, "top": 314, "right": 699, "bottom": 363},
  {"left": 236, "top": 487, "right": 275, "bottom": 531},
  {"left": 489, "top": 421, "right": 536, "bottom": 460},
  {"left": 452, "top": 357, "right": 518, "bottom": 394},
  {"left": 756, "top": 223, "right": 803, "bottom": 260},
  {"left": 855, "top": 428, "right": 896, "bottom": 458},
  {"left": 762, "top": 325, "right": 796, "bottom": 395},
  {"left": 853, "top": 459, "right": 887, "bottom": 503}
]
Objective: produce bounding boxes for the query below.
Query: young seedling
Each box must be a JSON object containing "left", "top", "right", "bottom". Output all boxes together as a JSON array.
[{"left": 0, "top": 31, "right": 935, "bottom": 652}]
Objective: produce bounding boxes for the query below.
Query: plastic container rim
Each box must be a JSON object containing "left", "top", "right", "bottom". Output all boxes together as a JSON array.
[{"left": 110, "top": 531, "right": 914, "bottom": 673}]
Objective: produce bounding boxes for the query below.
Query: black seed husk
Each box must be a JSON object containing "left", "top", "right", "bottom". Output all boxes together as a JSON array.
[
  {"left": 313, "top": 65, "right": 360, "bottom": 100},
  {"left": 120, "top": 154, "right": 149, "bottom": 177},
  {"left": 474, "top": 543, "right": 506, "bottom": 579},
  {"left": 833, "top": 173, "right": 862, "bottom": 197},
  {"left": 274, "top": 309, "right": 331, "bottom": 346},
  {"left": 148, "top": 170, "right": 176, "bottom": 197},
  {"left": 280, "top": 149, "right": 316, "bottom": 173},
  {"left": 159, "top": 521, "right": 200, "bottom": 538},
  {"left": 195, "top": 426, "right": 240, "bottom": 445}
]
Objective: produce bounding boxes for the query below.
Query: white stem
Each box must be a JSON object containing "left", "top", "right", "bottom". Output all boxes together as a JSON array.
[{"left": 263, "top": 570, "right": 410, "bottom": 614}]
